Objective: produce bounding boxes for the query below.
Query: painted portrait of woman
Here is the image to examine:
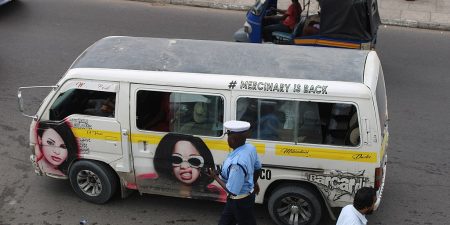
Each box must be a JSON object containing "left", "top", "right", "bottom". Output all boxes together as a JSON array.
[
  {"left": 146, "top": 133, "right": 226, "bottom": 202},
  {"left": 35, "top": 120, "right": 79, "bottom": 176}
]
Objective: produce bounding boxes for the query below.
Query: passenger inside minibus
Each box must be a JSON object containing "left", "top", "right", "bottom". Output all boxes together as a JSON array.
[
  {"left": 136, "top": 90, "right": 224, "bottom": 137},
  {"left": 237, "top": 98, "right": 359, "bottom": 146},
  {"left": 49, "top": 89, "right": 116, "bottom": 121}
]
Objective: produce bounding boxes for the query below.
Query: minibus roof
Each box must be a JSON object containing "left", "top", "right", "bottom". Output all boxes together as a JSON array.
[{"left": 70, "top": 36, "right": 370, "bottom": 83}]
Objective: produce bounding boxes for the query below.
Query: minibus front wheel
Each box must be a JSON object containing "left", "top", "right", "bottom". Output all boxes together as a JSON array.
[
  {"left": 69, "top": 160, "right": 118, "bottom": 204},
  {"left": 268, "top": 185, "right": 322, "bottom": 225}
]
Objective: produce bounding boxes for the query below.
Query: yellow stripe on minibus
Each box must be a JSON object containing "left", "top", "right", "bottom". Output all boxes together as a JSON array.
[
  {"left": 71, "top": 129, "right": 372, "bottom": 161},
  {"left": 130, "top": 133, "right": 162, "bottom": 144},
  {"left": 203, "top": 139, "right": 230, "bottom": 151},
  {"left": 129, "top": 133, "right": 266, "bottom": 154},
  {"left": 73, "top": 129, "right": 266, "bottom": 154},
  {"left": 72, "top": 128, "right": 121, "bottom": 141},
  {"left": 275, "top": 145, "right": 377, "bottom": 163},
  {"left": 185, "top": 139, "right": 266, "bottom": 154},
  {"left": 251, "top": 142, "right": 266, "bottom": 154}
]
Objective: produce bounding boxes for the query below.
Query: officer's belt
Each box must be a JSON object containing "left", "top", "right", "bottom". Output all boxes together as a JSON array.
[
  {"left": 228, "top": 193, "right": 251, "bottom": 200},
  {"left": 228, "top": 188, "right": 254, "bottom": 200}
]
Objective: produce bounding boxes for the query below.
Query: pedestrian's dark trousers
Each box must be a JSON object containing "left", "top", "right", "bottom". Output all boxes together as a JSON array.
[{"left": 218, "top": 193, "right": 257, "bottom": 225}]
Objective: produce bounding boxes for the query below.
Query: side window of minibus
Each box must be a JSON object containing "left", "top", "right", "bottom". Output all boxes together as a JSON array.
[
  {"left": 236, "top": 98, "right": 360, "bottom": 146},
  {"left": 297, "top": 102, "right": 323, "bottom": 144},
  {"left": 323, "top": 103, "right": 360, "bottom": 146},
  {"left": 135, "top": 90, "right": 224, "bottom": 137},
  {"left": 237, "top": 98, "right": 292, "bottom": 142},
  {"left": 296, "top": 102, "right": 360, "bottom": 146},
  {"left": 49, "top": 89, "right": 116, "bottom": 121}
]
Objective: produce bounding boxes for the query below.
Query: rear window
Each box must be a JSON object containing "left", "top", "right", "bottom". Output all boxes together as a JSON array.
[{"left": 376, "top": 71, "right": 388, "bottom": 137}]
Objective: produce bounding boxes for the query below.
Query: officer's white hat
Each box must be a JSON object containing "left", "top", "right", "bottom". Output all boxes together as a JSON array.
[{"left": 224, "top": 120, "right": 250, "bottom": 134}]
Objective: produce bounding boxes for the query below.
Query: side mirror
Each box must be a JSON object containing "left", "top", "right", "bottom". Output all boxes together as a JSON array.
[
  {"left": 18, "top": 89, "right": 24, "bottom": 112},
  {"left": 17, "top": 86, "right": 57, "bottom": 120}
]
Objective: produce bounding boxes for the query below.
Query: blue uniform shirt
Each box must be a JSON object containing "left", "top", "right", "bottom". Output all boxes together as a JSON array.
[{"left": 220, "top": 143, "right": 262, "bottom": 196}]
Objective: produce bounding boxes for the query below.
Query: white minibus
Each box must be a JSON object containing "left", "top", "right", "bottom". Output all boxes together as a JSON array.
[{"left": 19, "top": 36, "right": 388, "bottom": 225}]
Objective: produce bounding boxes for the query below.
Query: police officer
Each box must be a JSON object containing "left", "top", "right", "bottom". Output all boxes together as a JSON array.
[{"left": 209, "top": 120, "right": 262, "bottom": 225}]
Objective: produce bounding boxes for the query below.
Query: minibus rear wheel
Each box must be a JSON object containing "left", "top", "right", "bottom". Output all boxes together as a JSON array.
[
  {"left": 69, "top": 160, "right": 118, "bottom": 204},
  {"left": 268, "top": 185, "right": 322, "bottom": 225}
]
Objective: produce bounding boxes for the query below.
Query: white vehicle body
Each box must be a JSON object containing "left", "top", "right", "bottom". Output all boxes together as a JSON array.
[{"left": 20, "top": 36, "right": 388, "bottom": 225}]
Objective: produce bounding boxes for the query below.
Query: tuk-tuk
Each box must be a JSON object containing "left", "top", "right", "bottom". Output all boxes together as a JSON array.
[{"left": 234, "top": 0, "right": 381, "bottom": 49}]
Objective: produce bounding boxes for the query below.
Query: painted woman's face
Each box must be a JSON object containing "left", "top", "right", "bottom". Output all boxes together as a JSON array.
[
  {"left": 171, "top": 140, "right": 204, "bottom": 185},
  {"left": 41, "top": 128, "right": 68, "bottom": 166}
]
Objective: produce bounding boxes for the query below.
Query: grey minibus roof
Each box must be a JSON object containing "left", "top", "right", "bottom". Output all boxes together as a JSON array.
[{"left": 70, "top": 36, "right": 370, "bottom": 83}]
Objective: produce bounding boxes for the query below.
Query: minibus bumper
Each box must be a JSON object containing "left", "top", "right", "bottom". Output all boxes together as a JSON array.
[
  {"left": 374, "top": 158, "right": 387, "bottom": 210},
  {"left": 30, "top": 153, "right": 43, "bottom": 176}
]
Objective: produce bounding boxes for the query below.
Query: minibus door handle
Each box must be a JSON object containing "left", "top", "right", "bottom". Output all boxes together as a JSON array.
[
  {"left": 363, "top": 118, "right": 370, "bottom": 145},
  {"left": 116, "top": 129, "right": 131, "bottom": 173}
]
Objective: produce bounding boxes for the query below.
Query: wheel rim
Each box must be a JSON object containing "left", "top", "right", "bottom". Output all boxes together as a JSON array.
[
  {"left": 76, "top": 170, "right": 103, "bottom": 197},
  {"left": 275, "top": 195, "right": 313, "bottom": 225}
]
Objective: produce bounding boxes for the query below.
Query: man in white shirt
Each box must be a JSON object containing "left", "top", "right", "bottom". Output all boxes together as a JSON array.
[{"left": 336, "top": 187, "right": 377, "bottom": 225}]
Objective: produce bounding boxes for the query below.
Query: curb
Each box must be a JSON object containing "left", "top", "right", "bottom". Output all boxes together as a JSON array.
[
  {"left": 381, "top": 19, "right": 450, "bottom": 32},
  {"left": 131, "top": 0, "right": 450, "bottom": 32},
  {"left": 131, "top": 0, "right": 251, "bottom": 10}
]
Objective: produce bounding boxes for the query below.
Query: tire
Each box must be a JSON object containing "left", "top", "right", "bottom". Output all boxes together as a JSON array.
[
  {"left": 268, "top": 185, "right": 322, "bottom": 225},
  {"left": 69, "top": 160, "right": 118, "bottom": 204}
]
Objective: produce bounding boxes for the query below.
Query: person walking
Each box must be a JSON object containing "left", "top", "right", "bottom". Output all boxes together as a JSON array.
[
  {"left": 209, "top": 120, "right": 262, "bottom": 225},
  {"left": 336, "top": 187, "right": 377, "bottom": 225}
]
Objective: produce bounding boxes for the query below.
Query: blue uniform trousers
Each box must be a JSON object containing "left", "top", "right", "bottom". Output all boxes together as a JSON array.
[{"left": 218, "top": 193, "right": 257, "bottom": 225}]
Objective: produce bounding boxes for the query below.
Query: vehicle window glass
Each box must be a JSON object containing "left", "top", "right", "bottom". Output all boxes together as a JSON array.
[
  {"left": 252, "top": 0, "right": 267, "bottom": 15},
  {"left": 136, "top": 90, "right": 224, "bottom": 137},
  {"left": 237, "top": 98, "right": 295, "bottom": 142},
  {"left": 323, "top": 103, "right": 359, "bottom": 146},
  {"left": 237, "top": 97, "right": 360, "bottom": 146},
  {"left": 376, "top": 71, "right": 387, "bottom": 137},
  {"left": 49, "top": 89, "right": 116, "bottom": 121}
]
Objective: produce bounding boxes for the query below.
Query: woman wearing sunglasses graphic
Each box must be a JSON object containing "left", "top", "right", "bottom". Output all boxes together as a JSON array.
[
  {"left": 152, "top": 133, "right": 226, "bottom": 201},
  {"left": 170, "top": 141, "right": 205, "bottom": 185}
]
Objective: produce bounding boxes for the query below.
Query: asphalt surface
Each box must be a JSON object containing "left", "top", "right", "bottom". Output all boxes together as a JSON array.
[{"left": 1, "top": 0, "right": 450, "bottom": 225}]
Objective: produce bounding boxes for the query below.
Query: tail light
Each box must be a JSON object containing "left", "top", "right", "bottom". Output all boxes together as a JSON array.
[{"left": 374, "top": 167, "right": 383, "bottom": 190}]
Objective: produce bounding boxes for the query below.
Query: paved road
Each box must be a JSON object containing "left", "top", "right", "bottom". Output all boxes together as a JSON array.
[
  {"left": 1, "top": 0, "right": 449, "bottom": 225},
  {"left": 372, "top": 26, "right": 450, "bottom": 225}
]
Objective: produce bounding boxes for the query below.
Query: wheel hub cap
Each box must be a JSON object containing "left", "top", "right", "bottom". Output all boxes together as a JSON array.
[
  {"left": 276, "top": 196, "right": 312, "bottom": 225},
  {"left": 76, "top": 170, "right": 103, "bottom": 197},
  {"left": 290, "top": 205, "right": 300, "bottom": 214}
]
